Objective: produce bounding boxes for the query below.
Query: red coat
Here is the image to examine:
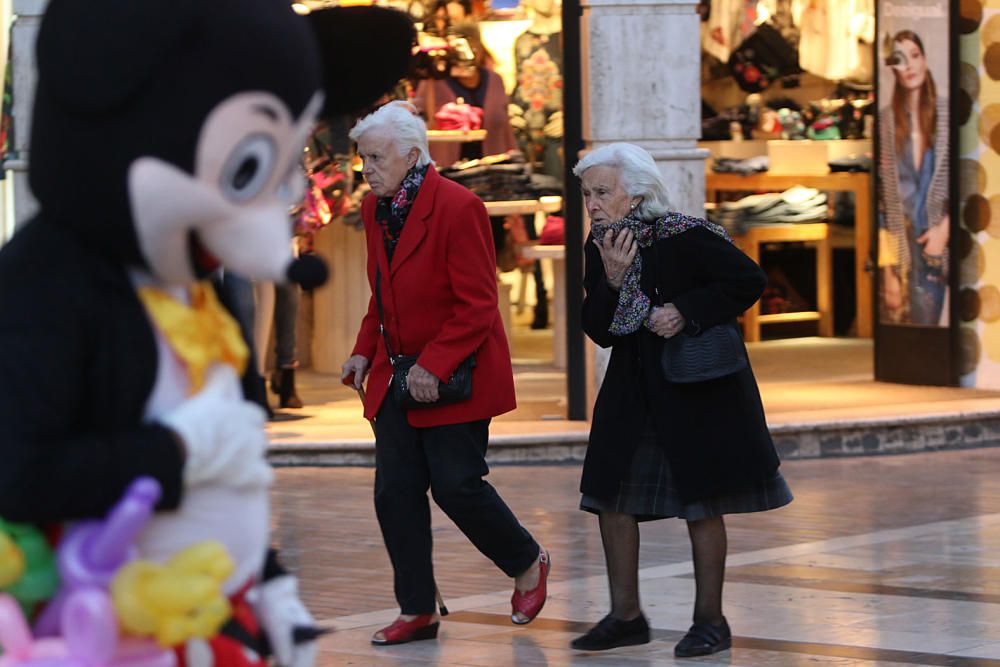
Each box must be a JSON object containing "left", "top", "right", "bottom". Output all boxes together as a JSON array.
[{"left": 352, "top": 165, "right": 516, "bottom": 427}]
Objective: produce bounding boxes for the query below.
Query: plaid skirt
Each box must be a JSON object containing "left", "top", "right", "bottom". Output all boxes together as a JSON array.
[{"left": 580, "top": 425, "right": 793, "bottom": 522}]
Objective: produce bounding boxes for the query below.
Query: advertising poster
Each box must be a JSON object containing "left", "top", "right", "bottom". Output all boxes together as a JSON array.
[{"left": 876, "top": 0, "right": 951, "bottom": 327}]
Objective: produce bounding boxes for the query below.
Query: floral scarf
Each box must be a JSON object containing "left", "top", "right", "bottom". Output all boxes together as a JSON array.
[
  {"left": 375, "top": 164, "right": 429, "bottom": 261},
  {"left": 591, "top": 210, "right": 731, "bottom": 336}
]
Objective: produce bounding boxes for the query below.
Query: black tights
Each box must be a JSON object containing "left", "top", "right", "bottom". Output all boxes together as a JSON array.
[{"left": 598, "top": 511, "right": 727, "bottom": 624}]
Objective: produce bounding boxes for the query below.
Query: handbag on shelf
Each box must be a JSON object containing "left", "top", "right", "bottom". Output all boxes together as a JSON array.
[
  {"left": 375, "top": 269, "right": 475, "bottom": 409},
  {"left": 653, "top": 243, "right": 748, "bottom": 383}
]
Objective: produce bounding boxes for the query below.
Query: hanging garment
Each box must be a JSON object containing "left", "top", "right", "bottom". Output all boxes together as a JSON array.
[
  {"left": 701, "top": 0, "right": 758, "bottom": 63},
  {"left": 511, "top": 29, "right": 564, "bottom": 178},
  {"left": 794, "top": 0, "right": 869, "bottom": 81}
]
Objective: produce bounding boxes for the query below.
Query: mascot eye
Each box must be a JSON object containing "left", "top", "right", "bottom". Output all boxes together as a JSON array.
[{"left": 220, "top": 134, "right": 277, "bottom": 202}]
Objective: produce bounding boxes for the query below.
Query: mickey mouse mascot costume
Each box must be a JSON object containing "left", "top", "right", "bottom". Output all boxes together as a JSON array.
[{"left": 0, "top": 0, "right": 412, "bottom": 665}]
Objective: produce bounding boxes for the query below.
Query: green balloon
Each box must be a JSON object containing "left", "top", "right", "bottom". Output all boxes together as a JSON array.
[{"left": 0, "top": 519, "right": 59, "bottom": 616}]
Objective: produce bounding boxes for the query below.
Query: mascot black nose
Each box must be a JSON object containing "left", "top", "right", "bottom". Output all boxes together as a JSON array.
[{"left": 287, "top": 255, "right": 328, "bottom": 290}]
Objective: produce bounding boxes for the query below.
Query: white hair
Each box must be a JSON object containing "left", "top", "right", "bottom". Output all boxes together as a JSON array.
[
  {"left": 349, "top": 101, "right": 432, "bottom": 168},
  {"left": 572, "top": 143, "right": 671, "bottom": 219}
]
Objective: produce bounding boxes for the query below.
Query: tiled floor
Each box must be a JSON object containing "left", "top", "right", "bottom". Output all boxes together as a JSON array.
[{"left": 270, "top": 447, "right": 1000, "bottom": 665}]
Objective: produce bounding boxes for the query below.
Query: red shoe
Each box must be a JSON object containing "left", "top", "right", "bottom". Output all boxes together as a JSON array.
[
  {"left": 511, "top": 549, "right": 550, "bottom": 625},
  {"left": 371, "top": 614, "right": 440, "bottom": 646}
]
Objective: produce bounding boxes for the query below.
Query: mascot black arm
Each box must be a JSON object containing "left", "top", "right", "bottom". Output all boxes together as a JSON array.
[{"left": 0, "top": 221, "right": 184, "bottom": 523}]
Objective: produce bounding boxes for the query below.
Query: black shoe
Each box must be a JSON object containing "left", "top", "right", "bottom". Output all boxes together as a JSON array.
[
  {"left": 570, "top": 614, "right": 650, "bottom": 651},
  {"left": 274, "top": 367, "right": 303, "bottom": 409},
  {"left": 674, "top": 617, "right": 731, "bottom": 658}
]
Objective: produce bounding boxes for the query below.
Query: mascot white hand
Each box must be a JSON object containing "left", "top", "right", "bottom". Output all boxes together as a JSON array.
[
  {"left": 159, "top": 365, "right": 272, "bottom": 490},
  {"left": 253, "top": 575, "right": 318, "bottom": 667}
]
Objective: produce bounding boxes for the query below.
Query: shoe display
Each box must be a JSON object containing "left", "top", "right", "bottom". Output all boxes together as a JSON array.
[
  {"left": 371, "top": 614, "right": 440, "bottom": 646},
  {"left": 674, "top": 617, "right": 732, "bottom": 657},
  {"left": 511, "top": 549, "right": 550, "bottom": 624},
  {"left": 570, "top": 613, "right": 650, "bottom": 651}
]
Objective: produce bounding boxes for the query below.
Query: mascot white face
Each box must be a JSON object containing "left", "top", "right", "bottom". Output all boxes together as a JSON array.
[{"left": 129, "top": 91, "right": 323, "bottom": 287}]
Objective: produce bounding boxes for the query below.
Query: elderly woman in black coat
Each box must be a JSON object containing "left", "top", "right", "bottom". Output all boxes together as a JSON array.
[{"left": 570, "top": 143, "right": 792, "bottom": 656}]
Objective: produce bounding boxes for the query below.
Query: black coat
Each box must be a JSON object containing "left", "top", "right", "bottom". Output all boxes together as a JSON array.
[
  {"left": 0, "top": 219, "right": 184, "bottom": 523},
  {"left": 581, "top": 224, "right": 780, "bottom": 503}
]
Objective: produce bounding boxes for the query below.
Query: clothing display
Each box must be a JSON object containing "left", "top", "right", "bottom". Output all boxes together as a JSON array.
[
  {"left": 701, "top": 0, "right": 759, "bottom": 63},
  {"left": 511, "top": 29, "right": 564, "bottom": 178},
  {"left": 793, "top": 0, "right": 873, "bottom": 82},
  {"left": 712, "top": 155, "right": 769, "bottom": 175},
  {"left": 711, "top": 187, "right": 829, "bottom": 235},
  {"left": 438, "top": 153, "right": 561, "bottom": 201},
  {"left": 414, "top": 69, "right": 516, "bottom": 167}
]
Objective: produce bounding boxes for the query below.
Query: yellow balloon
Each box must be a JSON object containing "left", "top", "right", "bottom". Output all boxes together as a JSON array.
[
  {"left": 0, "top": 533, "right": 25, "bottom": 588},
  {"left": 111, "top": 540, "right": 234, "bottom": 648}
]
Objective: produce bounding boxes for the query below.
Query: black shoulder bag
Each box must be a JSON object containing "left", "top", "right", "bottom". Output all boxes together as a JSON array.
[
  {"left": 375, "top": 269, "right": 476, "bottom": 409},
  {"left": 654, "top": 243, "right": 748, "bottom": 383}
]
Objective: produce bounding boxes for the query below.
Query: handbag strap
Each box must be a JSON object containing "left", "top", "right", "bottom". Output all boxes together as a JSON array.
[
  {"left": 374, "top": 269, "right": 398, "bottom": 361},
  {"left": 652, "top": 241, "right": 664, "bottom": 307}
]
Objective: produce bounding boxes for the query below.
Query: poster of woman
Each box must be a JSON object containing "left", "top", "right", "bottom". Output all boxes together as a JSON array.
[{"left": 877, "top": 0, "right": 951, "bottom": 326}]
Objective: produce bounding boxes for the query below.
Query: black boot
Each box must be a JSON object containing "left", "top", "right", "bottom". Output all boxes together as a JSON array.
[{"left": 275, "top": 367, "right": 303, "bottom": 409}]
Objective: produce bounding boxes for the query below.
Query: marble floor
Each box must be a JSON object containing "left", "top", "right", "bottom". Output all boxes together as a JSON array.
[{"left": 269, "top": 447, "right": 1000, "bottom": 666}]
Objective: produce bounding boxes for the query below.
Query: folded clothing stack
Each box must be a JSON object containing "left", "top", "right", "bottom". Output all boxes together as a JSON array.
[
  {"left": 712, "top": 155, "right": 770, "bottom": 175},
  {"left": 710, "top": 186, "right": 828, "bottom": 235},
  {"left": 440, "top": 153, "right": 562, "bottom": 201}
]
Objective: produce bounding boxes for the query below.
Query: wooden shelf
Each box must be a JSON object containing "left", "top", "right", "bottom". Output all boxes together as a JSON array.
[
  {"left": 707, "top": 170, "right": 872, "bottom": 339},
  {"left": 427, "top": 129, "right": 487, "bottom": 143},
  {"left": 758, "top": 312, "right": 822, "bottom": 325},
  {"left": 483, "top": 196, "right": 562, "bottom": 217}
]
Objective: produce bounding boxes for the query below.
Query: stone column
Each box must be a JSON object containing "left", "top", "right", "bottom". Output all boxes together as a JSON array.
[
  {"left": 579, "top": 0, "right": 707, "bottom": 403},
  {"left": 5, "top": 0, "right": 46, "bottom": 229}
]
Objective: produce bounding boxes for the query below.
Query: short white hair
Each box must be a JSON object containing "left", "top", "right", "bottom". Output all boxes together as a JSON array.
[
  {"left": 573, "top": 143, "right": 671, "bottom": 219},
  {"left": 349, "top": 101, "right": 432, "bottom": 168}
]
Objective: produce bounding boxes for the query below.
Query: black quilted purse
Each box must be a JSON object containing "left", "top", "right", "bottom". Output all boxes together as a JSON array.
[
  {"left": 653, "top": 243, "right": 747, "bottom": 383},
  {"left": 660, "top": 323, "right": 747, "bottom": 383},
  {"left": 376, "top": 270, "right": 476, "bottom": 409}
]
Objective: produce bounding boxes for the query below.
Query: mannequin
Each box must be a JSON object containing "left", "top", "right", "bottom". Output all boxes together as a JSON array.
[{"left": 511, "top": 0, "right": 563, "bottom": 179}]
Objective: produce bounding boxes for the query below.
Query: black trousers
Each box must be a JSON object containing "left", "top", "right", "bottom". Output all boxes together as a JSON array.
[{"left": 373, "top": 392, "right": 540, "bottom": 614}]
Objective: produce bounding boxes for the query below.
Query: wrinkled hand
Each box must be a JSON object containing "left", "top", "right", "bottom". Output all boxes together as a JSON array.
[
  {"left": 253, "top": 575, "right": 319, "bottom": 667},
  {"left": 159, "top": 365, "right": 272, "bottom": 490},
  {"left": 407, "top": 363, "right": 440, "bottom": 403},
  {"left": 649, "top": 304, "right": 686, "bottom": 339},
  {"left": 917, "top": 215, "right": 949, "bottom": 257},
  {"left": 593, "top": 229, "right": 638, "bottom": 291},
  {"left": 340, "top": 354, "right": 370, "bottom": 390},
  {"left": 543, "top": 110, "right": 564, "bottom": 139}
]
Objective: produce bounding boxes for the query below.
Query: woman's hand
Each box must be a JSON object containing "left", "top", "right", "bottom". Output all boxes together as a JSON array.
[
  {"left": 407, "top": 363, "right": 440, "bottom": 403},
  {"left": 882, "top": 268, "right": 903, "bottom": 312},
  {"left": 593, "top": 229, "right": 638, "bottom": 291},
  {"left": 917, "top": 216, "right": 949, "bottom": 257},
  {"left": 649, "top": 304, "right": 686, "bottom": 339},
  {"left": 341, "top": 354, "right": 370, "bottom": 390}
]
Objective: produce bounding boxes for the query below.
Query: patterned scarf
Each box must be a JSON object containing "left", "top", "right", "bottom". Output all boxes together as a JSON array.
[
  {"left": 375, "top": 164, "right": 429, "bottom": 261},
  {"left": 591, "top": 210, "right": 731, "bottom": 336}
]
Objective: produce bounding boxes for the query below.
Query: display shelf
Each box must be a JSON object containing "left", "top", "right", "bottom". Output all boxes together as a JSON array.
[
  {"left": 731, "top": 222, "right": 838, "bottom": 342},
  {"left": 706, "top": 171, "right": 872, "bottom": 338},
  {"left": 482, "top": 196, "right": 562, "bottom": 217},
  {"left": 426, "top": 129, "right": 487, "bottom": 143}
]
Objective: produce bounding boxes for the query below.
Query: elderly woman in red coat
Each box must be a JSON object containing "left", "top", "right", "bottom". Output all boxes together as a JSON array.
[{"left": 341, "top": 101, "right": 549, "bottom": 646}]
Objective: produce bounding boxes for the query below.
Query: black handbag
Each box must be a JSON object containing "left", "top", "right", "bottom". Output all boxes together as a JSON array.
[
  {"left": 375, "top": 269, "right": 476, "bottom": 409},
  {"left": 660, "top": 323, "right": 748, "bottom": 383},
  {"left": 653, "top": 243, "right": 748, "bottom": 383}
]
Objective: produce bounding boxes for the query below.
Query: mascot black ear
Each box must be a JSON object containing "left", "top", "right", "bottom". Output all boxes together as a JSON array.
[
  {"left": 36, "top": 0, "right": 197, "bottom": 115},
  {"left": 307, "top": 6, "right": 415, "bottom": 116}
]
